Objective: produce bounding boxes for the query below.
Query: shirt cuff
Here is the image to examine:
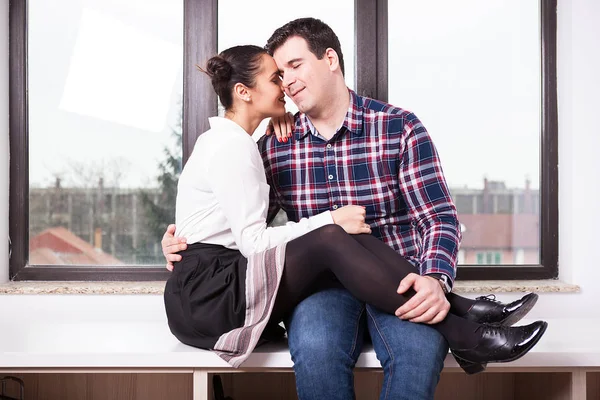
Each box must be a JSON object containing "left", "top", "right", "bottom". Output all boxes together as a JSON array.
[
  {"left": 308, "top": 210, "right": 334, "bottom": 229},
  {"left": 420, "top": 259, "right": 456, "bottom": 287}
]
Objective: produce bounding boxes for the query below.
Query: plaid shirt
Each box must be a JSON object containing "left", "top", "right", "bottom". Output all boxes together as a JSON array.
[{"left": 257, "top": 90, "right": 461, "bottom": 283}]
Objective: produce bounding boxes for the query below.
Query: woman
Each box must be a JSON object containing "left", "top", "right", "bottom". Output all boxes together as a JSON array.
[{"left": 163, "top": 45, "right": 547, "bottom": 374}]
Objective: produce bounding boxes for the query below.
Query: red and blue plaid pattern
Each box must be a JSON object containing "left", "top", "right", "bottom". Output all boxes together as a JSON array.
[{"left": 258, "top": 90, "right": 461, "bottom": 282}]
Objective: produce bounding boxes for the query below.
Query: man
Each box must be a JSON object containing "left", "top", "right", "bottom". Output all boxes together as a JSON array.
[{"left": 161, "top": 18, "right": 525, "bottom": 399}]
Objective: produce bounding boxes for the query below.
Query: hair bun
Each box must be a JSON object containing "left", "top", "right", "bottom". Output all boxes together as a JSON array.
[{"left": 206, "top": 56, "right": 233, "bottom": 83}]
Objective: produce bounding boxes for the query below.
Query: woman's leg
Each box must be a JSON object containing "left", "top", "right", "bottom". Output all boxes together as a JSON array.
[
  {"left": 349, "top": 234, "right": 476, "bottom": 316},
  {"left": 270, "top": 225, "right": 481, "bottom": 350}
]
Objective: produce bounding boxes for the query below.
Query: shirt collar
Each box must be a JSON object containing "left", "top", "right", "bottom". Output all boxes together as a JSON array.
[
  {"left": 208, "top": 116, "right": 251, "bottom": 138},
  {"left": 296, "top": 89, "right": 365, "bottom": 140}
]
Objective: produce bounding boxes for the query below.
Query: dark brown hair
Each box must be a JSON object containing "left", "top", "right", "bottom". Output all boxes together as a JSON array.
[
  {"left": 198, "top": 45, "right": 268, "bottom": 110},
  {"left": 265, "top": 18, "right": 345, "bottom": 76}
]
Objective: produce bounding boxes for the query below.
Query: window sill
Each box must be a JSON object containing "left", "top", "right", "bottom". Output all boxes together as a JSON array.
[{"left": 0, "top": 279, "right": 580, "bottom": 295}]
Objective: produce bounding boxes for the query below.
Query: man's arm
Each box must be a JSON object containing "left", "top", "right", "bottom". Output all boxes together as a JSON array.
[
  {"left": 398, "top": 113, "right": 461, "bottom": 282},
  {"left": 394, "top": 113, "right": 461, "bottom": 324}
]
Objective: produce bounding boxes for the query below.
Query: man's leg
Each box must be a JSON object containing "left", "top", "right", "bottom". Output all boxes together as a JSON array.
[
  {"left": 285, "top": 288, "right": 366, "bottom": 400},
  {"left": 366, "top": 305, "right": 448, "bottom": 400}
]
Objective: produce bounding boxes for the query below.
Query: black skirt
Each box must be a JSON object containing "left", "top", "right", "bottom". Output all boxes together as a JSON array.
[{"left": 164, "top": 241, "right": 287, "bottom": 367}]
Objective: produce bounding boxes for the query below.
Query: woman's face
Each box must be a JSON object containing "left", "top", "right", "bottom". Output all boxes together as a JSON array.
[{"left": 248, "top": 54, "right": 286, "bottom": 118}]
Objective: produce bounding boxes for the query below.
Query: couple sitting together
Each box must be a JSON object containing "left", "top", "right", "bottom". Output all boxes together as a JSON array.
[{"left": 160, "top": 17, "right": 547, "bottom": 400}]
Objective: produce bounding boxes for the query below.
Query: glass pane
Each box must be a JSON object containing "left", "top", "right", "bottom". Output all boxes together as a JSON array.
[
  {"left": 476, "top": 253, "right": 483, "bottom": 264},
  {"left": 218, "top": 2, "right": 355, "bottom": 227},
  {"left": 28, "top": 0, "right": 183, "bottom": 265},
  {"left": 388, "top": 0, "right": 541, "bottom": 265},
  {"left": 217, "top": 1, "right": 355, "bottom": 134}
]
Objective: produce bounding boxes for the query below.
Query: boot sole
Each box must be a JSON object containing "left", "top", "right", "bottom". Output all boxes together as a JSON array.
[{"left": 498, "top": 293, "right": 539, "bottom": 326}]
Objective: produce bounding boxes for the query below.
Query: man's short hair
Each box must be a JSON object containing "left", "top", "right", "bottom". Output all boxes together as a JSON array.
[{"left": 265, "top": 17, "right": 345, "bottom": 76}]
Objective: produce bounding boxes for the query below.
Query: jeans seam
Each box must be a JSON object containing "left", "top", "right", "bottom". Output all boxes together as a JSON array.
[
  {"left": 349, "top": 305, "right": 366, "bottom": 361},
  {"left": 367, "top": 308, "right": 394, "bottom": 400}
]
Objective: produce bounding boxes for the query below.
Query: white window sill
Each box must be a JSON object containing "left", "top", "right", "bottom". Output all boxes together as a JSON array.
[{"left": 0, "top": 279, "right": 580, "bottom": 295}]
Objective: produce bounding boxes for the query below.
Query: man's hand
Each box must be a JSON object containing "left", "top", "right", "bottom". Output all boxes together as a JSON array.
[
  {"left": 162, "top": 224, "right": 188, "bottom": 271},
  {"left": 395, "top": 273, "right": 450, "bottom": 324},
  {"left": 265, "top": 112, "right": 294, "bottom": 142}
]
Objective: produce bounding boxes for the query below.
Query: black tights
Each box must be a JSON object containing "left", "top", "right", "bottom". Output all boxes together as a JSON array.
[{"left": 270, "top": 225, "right": 481, "bottom": 350}]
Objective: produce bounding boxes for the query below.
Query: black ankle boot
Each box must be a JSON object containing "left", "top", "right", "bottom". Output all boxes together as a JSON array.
[
  {"left": 465, "top": 293, "right": 538, "bottom": 326},
  {"left": 451, "top": 320, "right": 548, "bottom": 375}
]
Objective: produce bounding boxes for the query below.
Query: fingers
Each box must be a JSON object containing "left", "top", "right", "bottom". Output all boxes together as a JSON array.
[
  {"left": 266, "top": 121, "right": 274, "bottom": 136},
  {"left": 166, "top": 224, "right": 176, "bottom": 235},
  {"left": 166, "top": 262, "right": 174, "bottom": 272},
  {"left": 401, "top": 297, "right": 435, "bottom": 321},
  {"left": 396, "top": 273, "right": 418, "bottom": 295},
  {"left": 273, "top": 116, "right": 291, "bottom": 142},
  {"left": 410, "top": 301, "right": 450, "bottom": 324},
  {"left": 285, "top": 112, "right": 294, "bottom": 138},
  {"left": 162, "top": 237, "right": 185, "bottom": 249},
  {"left": 166, "top": 253, "right": 183, "bottom": 264},
  {"left": 274, "top": 112, "right": 293, "bottom": 142},
  {"left": 162, "top": 225, "right": 179, "bottom": 249},
  {"left": 424, "top": 307, "right": 450, "bottom": 325},
  {"left": 276, "top": 118, "right": 285, "bottom": 141},
  {"left": 162, "top": 240, "right": 187, "bottom": 256},
  {"left": 395, "top": 290, "right": 425, "bottom": 317}
]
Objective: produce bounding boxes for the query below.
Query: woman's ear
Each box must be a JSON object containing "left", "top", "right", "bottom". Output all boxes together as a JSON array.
[{"left": 233, "top": 83, "right": 252, "bottom": 103}]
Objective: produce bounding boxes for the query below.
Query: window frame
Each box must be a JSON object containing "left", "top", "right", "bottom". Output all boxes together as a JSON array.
[{"left": 8, "top": 0, "right": 558, "bottom": 281}]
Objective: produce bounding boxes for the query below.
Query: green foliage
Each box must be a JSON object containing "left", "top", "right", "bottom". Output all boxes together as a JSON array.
[{"left": 140, "top": 113, "right": 182, "bottom": 255}]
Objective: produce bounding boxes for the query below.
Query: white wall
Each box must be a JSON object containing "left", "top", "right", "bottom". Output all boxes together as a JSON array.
[
  {"left": 525, "top": 0, "right": 600, "bottom": 319},
  {"left": 1, "top": 0, "right": 599, "bottom": 320},
  {"left": 1, "top": 0, "right": 9, "bottom": 284}
]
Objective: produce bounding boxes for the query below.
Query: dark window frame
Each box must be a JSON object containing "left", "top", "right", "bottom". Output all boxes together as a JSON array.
[{"left": 9, "top": 0, "right": 558, "bottom": 281}]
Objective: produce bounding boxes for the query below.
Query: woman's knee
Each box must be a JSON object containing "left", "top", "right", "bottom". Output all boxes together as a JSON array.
[{"left": 317, "top": 224, "right": 347, "bottom": 241}]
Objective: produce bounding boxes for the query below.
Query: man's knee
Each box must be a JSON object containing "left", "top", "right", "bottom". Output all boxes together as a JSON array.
[
  {"left": 286, "top": 289, "right": 366, "bottom": 370},
  {"left": 381, "top": 321, "right": 447, "bottom": 370}
]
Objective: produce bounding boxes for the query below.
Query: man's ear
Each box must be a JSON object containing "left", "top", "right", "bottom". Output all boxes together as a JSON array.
[
  {"left": 233, "top": 82, "right": 252, "bottom": 102},
  {"left": 325, "top": 48, "right": 340, "bottom": 72}
]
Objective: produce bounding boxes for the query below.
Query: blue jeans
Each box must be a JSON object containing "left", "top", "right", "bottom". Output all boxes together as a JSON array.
[{"left": 285, "top": 288, "right": 448, "bottom": 400}]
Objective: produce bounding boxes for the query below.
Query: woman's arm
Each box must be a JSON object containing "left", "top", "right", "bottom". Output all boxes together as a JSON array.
[{"left": 207, "top": 139, "right": 332, "bottom": 257}]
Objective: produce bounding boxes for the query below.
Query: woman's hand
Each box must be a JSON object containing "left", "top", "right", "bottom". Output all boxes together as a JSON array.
[
  {"left": 331, "top": 205, "right": 371, "bottom": 235},
  {"left": 266, "top": 112, "right": 294, "bottom": 142}
]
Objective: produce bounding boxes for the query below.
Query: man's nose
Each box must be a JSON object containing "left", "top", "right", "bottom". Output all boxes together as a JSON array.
[{"left": 282, "top": 72, "right": 294, "bottom": 89}]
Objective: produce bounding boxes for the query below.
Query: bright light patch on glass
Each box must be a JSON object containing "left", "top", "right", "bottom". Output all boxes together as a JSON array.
[{"left": 59, "top": 7, "right": 182, "bottom": 132}]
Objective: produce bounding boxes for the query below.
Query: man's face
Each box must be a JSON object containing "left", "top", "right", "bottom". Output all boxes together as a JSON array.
[{"left": 272, "top": 36, "right": 331, "bottom": 115}]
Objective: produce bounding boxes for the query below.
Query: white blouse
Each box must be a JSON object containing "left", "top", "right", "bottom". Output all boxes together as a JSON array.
[{"left": 175, "top": 117, "right": 333, "bottom": 257}]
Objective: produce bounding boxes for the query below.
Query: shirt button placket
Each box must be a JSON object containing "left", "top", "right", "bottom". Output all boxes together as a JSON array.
[{"left": 325, "top": 141, "right": 338, "bottom": 210}]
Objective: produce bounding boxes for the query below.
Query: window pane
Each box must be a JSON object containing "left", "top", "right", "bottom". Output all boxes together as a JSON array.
[
  {"left": 217, "top": 1, "right": 355, "bottom": 137},
  {"left": 218, "top": 2, "right": 355, "bottom": 226},
  {"left": 476, "top": 253, "right": 484, "bottom": 264},
  {"left": 388, "top": 0, "right": 541, "bottom": 265},
  {"left": 28, "top": 0, "right": 183, "bottom": 265}
]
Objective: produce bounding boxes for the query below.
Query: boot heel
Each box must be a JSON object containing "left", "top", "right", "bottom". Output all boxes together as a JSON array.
[{"left": 453, "top": 355, "right": 487, "bottom": 375}]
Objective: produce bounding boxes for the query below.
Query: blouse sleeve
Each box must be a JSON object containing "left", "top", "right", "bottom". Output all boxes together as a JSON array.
[{"left": 207, "top": 139, "right": 333, "bottom": 257}]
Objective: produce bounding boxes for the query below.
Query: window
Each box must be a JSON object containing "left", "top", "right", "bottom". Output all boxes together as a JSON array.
[
  {"left": 385, "top": 0, "right": 557, "bottom": 280},
  {"left": 9, "top": 0, "right": 557, "bottom": 281},
  {"left": 218, "top": 0, "right": 356, "bottom": 226},
  {"left": 10, "top": 0, "right": 185, "bottom": 280},
  {"left": 476, "top": 252, "right": 502, "bottom": 265}
]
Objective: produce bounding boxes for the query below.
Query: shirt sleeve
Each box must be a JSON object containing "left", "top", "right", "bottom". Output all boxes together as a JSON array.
[
  {"left": 207, "top": 139, "right": 333, "bottom": 257},
  {"left": 398, "top": 113, "right": 462, "bottom": 285}
]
